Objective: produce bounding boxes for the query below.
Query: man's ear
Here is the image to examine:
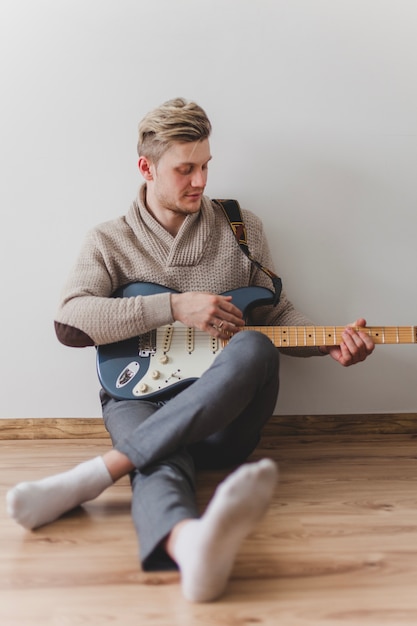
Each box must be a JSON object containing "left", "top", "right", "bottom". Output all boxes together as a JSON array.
[{"left": 138, "top": 156, "right": 154, "bottom": 181}]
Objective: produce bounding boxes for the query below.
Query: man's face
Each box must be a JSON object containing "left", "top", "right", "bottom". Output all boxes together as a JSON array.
[{"left": 148, "top": 139, "right": 212, "bottom": 216}]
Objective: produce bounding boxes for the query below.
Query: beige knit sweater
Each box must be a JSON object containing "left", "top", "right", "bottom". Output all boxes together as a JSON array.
[{"left": 55, "top": 185, "right": 318, "bottom": 356}]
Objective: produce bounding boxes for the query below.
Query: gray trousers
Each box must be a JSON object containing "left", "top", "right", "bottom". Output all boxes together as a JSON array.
[{"left": 100, "top": 331, "right": 280, "bottom": 570}]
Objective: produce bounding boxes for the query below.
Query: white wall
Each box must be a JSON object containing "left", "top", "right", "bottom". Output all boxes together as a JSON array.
[{"left": 1, "top": 0, "right": 416, "bottom": 418}]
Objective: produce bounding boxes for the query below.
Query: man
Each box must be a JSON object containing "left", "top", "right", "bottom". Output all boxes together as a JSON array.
[{"left": 7, "top": 98, "right": 374, "bottom": 603}]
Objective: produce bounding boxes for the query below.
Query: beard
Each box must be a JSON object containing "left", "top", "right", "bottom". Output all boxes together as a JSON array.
[{"left": 155, "top": 188, "right": 203, "bottom": 216}]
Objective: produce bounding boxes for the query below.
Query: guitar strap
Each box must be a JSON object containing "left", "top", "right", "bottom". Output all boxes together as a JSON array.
[{"left": 212, "top": 198, "right": 282, "bottom": 306}]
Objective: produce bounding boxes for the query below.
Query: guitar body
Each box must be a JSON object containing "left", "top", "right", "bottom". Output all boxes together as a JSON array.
[{"left": 96, "top": 282, "right": 274, "bottom": 401}]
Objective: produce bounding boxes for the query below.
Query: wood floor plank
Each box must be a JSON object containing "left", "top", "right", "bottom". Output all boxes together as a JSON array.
[{"left": 1, "top": 434, "right": 417, "bottom": 625}]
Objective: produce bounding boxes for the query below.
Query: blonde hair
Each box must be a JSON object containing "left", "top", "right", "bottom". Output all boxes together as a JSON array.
[{"left": 137, "top": 98, "right": 212, "bottom": 164}]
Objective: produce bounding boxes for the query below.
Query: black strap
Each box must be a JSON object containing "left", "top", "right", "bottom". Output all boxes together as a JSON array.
[{"left": 213, "top": 198, "right": 282, "bottom": 306}]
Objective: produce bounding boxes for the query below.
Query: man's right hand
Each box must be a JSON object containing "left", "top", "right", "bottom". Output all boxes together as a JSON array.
[{"left": 170, "top": 292, "right": 245, "bottom": 338}]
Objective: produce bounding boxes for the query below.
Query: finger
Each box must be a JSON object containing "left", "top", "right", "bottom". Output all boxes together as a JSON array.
[
  {"left": 346, "top": 327, "right": 375, "bottom": 353},
  {"left": 211, "top": 319, "right": 240, "bottom": 339},
  {"left": 209, "top": 322, "right": 221, "bottom": 338},
  {"left": 217, "top": 298, "right": 244, "bottom": 321},
  {"left": 352, "top": 318, "right": 367, "bottom": 328},
  {"left": 213, "top": 311, "right": 244, "bottom": 330},
  {"left": 350, "top": 320, "right": 375, "bottom": 351},
  {"left": 333, "top": 340, "right": 354, "bottom": 366},
  {"left": 341, "top": 330, "right": 368, "bottom": 362}
]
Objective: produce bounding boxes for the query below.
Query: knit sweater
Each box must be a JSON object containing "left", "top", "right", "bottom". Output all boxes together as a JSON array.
[{"left": 55, "top": 185, "right": 319, "bottom": 357}]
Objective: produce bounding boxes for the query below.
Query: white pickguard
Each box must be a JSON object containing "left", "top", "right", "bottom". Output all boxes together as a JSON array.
[{"left": 132, "top": 323, "right": 223, "bottom": 397}]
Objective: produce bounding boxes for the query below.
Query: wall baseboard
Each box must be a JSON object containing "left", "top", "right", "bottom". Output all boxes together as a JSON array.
[
  {"left": 0, "top": 418, "right": 106, "bottom": 440},
  {"left": 0, "top": 414, "right": 416, "bottom": 440}
]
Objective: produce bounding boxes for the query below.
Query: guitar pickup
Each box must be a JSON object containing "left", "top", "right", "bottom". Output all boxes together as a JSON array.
[{"left": 138, "top": 330, "right": 157, "bottom": 357}]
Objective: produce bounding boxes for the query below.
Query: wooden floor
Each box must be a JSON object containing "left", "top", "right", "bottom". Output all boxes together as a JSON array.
[{"left": 1, "top": 424, "right": 417, "bottom": 625}]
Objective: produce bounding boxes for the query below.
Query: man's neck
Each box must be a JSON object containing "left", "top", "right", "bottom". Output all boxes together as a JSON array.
[{"left": 144, "top": 188, "right": 193, "bottom": 237}]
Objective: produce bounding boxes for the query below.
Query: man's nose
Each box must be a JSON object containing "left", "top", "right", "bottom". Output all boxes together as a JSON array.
[{"left": 191, "top": 169, "right": 207, "bottom": 188}]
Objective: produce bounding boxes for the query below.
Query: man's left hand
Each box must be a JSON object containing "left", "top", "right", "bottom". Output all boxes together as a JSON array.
[{"left": 320, "top": 318, "right": 375, "bottom": 367}]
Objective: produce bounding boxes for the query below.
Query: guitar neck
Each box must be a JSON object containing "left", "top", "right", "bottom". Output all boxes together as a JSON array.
[{"left": 245, "top": 325, "right": 417, "bottom": 348}]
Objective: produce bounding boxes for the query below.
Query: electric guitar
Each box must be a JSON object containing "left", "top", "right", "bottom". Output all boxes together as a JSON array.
[{"left": 96, "top": 282, "right": 417, "bottom": 401}]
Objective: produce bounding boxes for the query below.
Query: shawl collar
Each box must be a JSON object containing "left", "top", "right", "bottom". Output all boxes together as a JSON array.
[{"left": 126, "top": 185, "right": 215, "bottom": 267}]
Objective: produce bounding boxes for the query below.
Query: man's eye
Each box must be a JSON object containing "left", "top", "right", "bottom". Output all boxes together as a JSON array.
[{"left": 177, "top": 167, "right": 192, "bottom": 175}]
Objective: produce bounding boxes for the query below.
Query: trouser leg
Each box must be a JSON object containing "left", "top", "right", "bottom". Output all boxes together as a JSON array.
[
  {"left": 102, "top": 398, "right": 199, "bottom": 570},
  {"left": 188, "top": 344, "right": 280, "bottom": 469},
  {"left": 113, "top": 331, "right": 280, "bottom": 469},
  {"left": 130, "top": 452, "right": 199, "bottom": 570}
]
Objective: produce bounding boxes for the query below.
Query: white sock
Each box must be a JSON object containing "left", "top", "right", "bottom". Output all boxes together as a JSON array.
[
  {"left": 173, "top": 458, "right": 278, "bottom": 603},
  {"left": 6, "top": 456, "right": 113, "bottom": 530}
]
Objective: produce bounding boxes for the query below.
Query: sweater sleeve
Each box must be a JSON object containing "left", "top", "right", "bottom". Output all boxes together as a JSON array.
[{"left": 54, "top": 229, "right": 174, "bottom": 347}]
